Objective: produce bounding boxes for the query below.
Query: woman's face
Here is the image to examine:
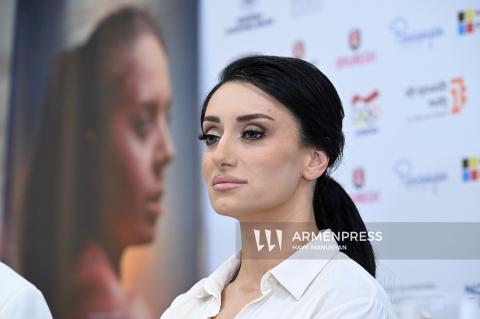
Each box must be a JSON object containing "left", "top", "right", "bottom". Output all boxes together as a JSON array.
[
  {"left": 101, "top": 33, "right": 174, "bottom": 247},
  {"left": 201, "top": 81, "right": 311, "bottom": 220}
]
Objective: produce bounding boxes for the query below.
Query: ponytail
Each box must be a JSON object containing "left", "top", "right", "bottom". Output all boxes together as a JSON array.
[{"left": 313, "top": 174, "right": 376, "bottom": 277}]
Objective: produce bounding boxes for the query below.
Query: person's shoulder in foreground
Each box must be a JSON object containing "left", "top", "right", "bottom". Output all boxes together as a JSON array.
[
  {"left": 161, "top": 246, "right": 397, "bottom": 318},
  {"left": 0, "top": 262, "right": 53, "bottom": 319}
]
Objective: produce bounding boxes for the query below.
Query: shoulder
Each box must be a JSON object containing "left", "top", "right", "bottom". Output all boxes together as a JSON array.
[
  {"left": 74, "top": 257, "right": 151, "bottom": 319},
  {"left": 312, "top": 296, "right": 397, "bottom": 319},
  {"left": 161, "top": 278, "right": 208, "bottom": 318},
  {"left": 0, "top": 262, "right": 52, "bottom": 318},
  {"left": 310, "top": 252, "right": 395, "bottom": 317},
  {"left": 74, "top": 243, "right": 122, "bottom": 299},
  {"left": 73, "top": 244, "right": 131, "bottom": 317},
  {"left": 323, "top": 252, "right": 389, "bottom": 297},
  {"left": 0, "top": 262, "right": 34, "bottom": 302}
]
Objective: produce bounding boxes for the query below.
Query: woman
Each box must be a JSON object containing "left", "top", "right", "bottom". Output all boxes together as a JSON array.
[
  {"left": 19, "top": 7, "right": 174, "bottom": 319},
  {"left": 161, "top": 56, "right": 396, "bottom": 318}
]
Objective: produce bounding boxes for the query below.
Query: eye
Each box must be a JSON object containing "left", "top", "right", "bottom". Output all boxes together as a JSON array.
[
  {"left": 242, "top": 130, "right": 264, "bottom": 141},
  {"left": 198, "top": 133, "right": 220, "bottom": 146},
  {"left": 134, "top": 115, "right": 152, "bottom": 138}
]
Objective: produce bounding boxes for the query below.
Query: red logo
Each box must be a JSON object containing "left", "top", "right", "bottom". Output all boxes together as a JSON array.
[
  {"left": 349, "top": 29, "right": 361, "bottom": 50},
  {"left": 350, "top": 167, "right": 380, "bottom": 204},
  {"left": 336, "top": 29, "right": 376, "bottom": 69},
  {"left": 353, "top": 168, "right": 365, "bottom": 189},
  {"left": 352, "top": 90, "right": 379, "bottom": 105},
  {"left": 292, "top": 40, "right": 305, "bottom": 59},
  {"left": 450, "top": 77, "right": 467, "bottom": 114},
  {"left": 351, "top": 90, "right": 380, "bottom": 135}
]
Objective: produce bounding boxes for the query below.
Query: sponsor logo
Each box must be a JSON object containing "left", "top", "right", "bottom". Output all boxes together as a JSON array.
[
  {"left": 462, "top": 157, "right": 479, "bottom": 182},
  {"left": 450, "top": 77, "right": 467, "bottom": 114},
  {"left": 350, "top": 167, "right": 380, "bottom": 204},
  {"left": 291, "top": 40, "right": 320, "bottom": 66},
  {"left": 393, "top": 159, "right": 448, "bottom": 193},
  {"left": 226, "top": 0, "right": 274, "bottom": 35},
  {"left": 458, "top": 9, "right": 480, "bottom": 35},
  {"left": 351, "top": 90, "right": 380, "bottom": 136},
  {"left": 292, "top": 40, "right": 305, "bottom": 58},
  {"left": 353, "top": 167, "right": 365, "bottom": 189},
  {"left": 404, "top": 77, "right": 467, "bottom": 122},
  {"left": 349, "top": 28, "right": 361, "bottom": 50},
  {"left": 390, "top": 17, "right": 444, "bottom": 48},
  {"left": 336, "top": 28, "right": 376, "bottom": 69}
]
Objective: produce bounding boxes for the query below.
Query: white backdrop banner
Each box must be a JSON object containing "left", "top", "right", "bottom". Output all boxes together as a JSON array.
[{"left": 199, "top": 1, "right": 480, "bottom": 318}]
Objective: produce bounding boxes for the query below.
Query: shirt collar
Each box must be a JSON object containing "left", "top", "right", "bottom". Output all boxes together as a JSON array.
[
  {"left": 196, "top": 250, "right": 241, "bottom": 299},
  {"left": 196, "top": 228, "right": 339, "bottom": 301},
  {"left": 269, "top": 228, "right": 339, "bottom": 301}
]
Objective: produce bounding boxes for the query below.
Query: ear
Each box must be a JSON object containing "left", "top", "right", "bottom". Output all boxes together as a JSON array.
[{"left": 303, "top": 148, "right": 329, "bottom": 181}]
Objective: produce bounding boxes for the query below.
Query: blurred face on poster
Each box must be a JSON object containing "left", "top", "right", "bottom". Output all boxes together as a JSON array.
[
  {"left": 101, "top": 33, "right": 174, "bottom": 247},
  {"left": 16, "top": 7, "right": 175, "bottom": 318}
]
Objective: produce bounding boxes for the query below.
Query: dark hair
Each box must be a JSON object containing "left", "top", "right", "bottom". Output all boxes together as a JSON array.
[
  {"left": 200, "top": 55, "right": 376, "bottom": 277},
  {"left": 19, "top": 6, "right": 164, "bottom": 317}
]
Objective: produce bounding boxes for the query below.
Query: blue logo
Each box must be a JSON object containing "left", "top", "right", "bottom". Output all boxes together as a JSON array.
[
  {"left": 390, "top": 17, "right": 444, "bottom": 48},
  {"left": 393, "top": 159, "right": 448, "bottom": 193}
]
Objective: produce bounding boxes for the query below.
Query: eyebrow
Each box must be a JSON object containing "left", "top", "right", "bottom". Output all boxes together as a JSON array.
[
  {"left": 203, "top": 113, "right": 275, "bottom": 123},
  {"left": 140, "top": 98, "right": 171, "bottom": 111}
]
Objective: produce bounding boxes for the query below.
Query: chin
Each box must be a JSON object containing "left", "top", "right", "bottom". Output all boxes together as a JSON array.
[
  {"left": 130, "top": 238, "right": 154, "bottom": 247},
  {"left": 213, "top": 202, "right": 250, "bottom": 219},
  {"left": 130, "top": 230, "right": 156, "bottom": 246},
  {"left": 214, "top": 208, "right": 234, "bottom": 217}
]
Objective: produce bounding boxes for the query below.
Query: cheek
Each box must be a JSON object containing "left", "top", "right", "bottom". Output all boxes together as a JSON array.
[
  {"left": 202, "top": 151, "right": 216, "bottom": 182},
  {"left": 244, "top": 146, "right": 304, "bottom": 202},
  {"left": 106, "top": 123, "right": 150, "bottom": 204},
  {"left": 201, "top": 153, "right": 215, "bottom": 198},
  {"left": 201, "top": 154, "right": 208, "bottom": 180}
]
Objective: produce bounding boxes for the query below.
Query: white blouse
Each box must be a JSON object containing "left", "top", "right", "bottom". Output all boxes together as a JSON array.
[
  {"left": 0, "top": 262, "right": 52, "bottom": 319},
  {"left": 161, "top": 229, "right": 397, "bottom": 319}
]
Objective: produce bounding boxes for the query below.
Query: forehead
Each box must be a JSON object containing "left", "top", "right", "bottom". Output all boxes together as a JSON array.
[
  {"left": 116, "top": 34, "right": 171, "bottom": 103},
  {"left": 205, "top": 81, "right": 289, "bottom": 120}
]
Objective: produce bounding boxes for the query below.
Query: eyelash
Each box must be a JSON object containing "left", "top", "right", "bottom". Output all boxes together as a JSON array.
[
  {"left": 134, "top": 116, "right": 152, "bottom": 138},
  {"left": 198, "top": 129, "right": 265, "bottom": 146}
]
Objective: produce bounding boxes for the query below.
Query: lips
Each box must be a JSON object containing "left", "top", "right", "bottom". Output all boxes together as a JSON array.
[
  {"left": 212, "top": 175, "right": 247, "bottom": 191},
  {"left": 146, "top": 190, "right": 163, "bottom": 222},
  {"left": 147, "top": 190, "right": 163, "bottom": 202}
]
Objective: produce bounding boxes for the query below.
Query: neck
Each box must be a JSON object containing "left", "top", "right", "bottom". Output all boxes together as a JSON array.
[
  {"left": 78, "top": 240, "right": 124, "bottom": 275},
  {"left": 104, "top": 244, "right": 123, "bottom": 274},
  {"left": 231, "top": 190, "right": 319, "bottom": 292},
  {"left": 104, "top": 237, "right": 125, "bottom": 274},
  {"left": 92, "top": 231, "right": 125, "bottom": 274}
]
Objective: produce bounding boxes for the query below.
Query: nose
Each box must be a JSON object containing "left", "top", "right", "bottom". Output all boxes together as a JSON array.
[
  {"left": 153, "top": 125, "right": 175, "bottom": 178},
  {"left": 210, "top": 133, "right": 236, "bottom": 169}
]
